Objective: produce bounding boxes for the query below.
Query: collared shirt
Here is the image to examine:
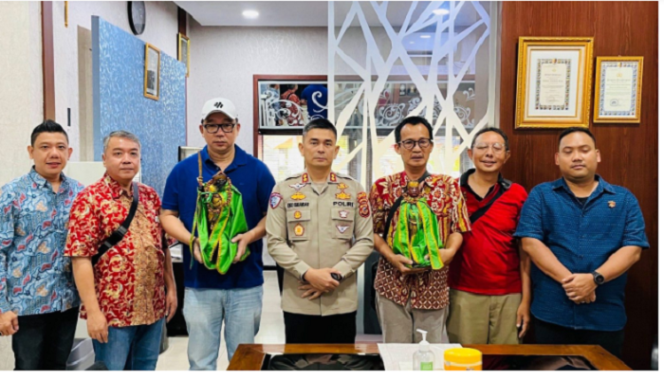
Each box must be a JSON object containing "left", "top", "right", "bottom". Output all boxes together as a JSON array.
[
  {"left": 369, "top": 172, "right": 471, "bottom": 310},
  {"left": 162, "top": 145, "right": 275, "bottom": 290},
  {"left": 449, "top": 169, "right": 528, "bottom": 295},
  {"left": 514, "top": 175, "right": 649, "bottom": 331},
  {"left": 0, "top": 168, "right": 84, "bottom": 316},
  {"left": 266, "top": 171, "right": 374, "bottom": 316},
  {"left": 64, "top": 174, "right": 166, "bottom": 328}
]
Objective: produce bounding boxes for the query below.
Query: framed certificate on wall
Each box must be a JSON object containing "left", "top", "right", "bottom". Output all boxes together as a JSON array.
[
  {"left": 144, "top": 43, "right": 160, "bottom": 101},
  {"left": 515, "top": 37, "right": 594, "bottom": 129},
  {"left": 593, "top": 57, "right": 643, "bottom": 123}
]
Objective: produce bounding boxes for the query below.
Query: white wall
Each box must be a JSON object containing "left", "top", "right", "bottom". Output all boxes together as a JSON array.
[
  {"left": 52, "top": 1, "right": 180, "bottom": 161},
  {"left": 186, "top": 23, "right": 328, "bottom": 152},
  {"left": 185, "top": 23, "right": 480, "bottom": 154},
  {"left": 0, "top": 1, "right": 43, "bottom": 189},
  {"left": 0, "top": 2, "right": 42, "bottom": 363}
]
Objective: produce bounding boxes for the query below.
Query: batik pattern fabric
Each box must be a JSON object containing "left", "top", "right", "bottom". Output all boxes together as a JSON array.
[
  {"left": 369, "top": 172, "right": 470, "bottom": 310},
  {"left": 0, "top": 168, "right": 84, "bottom": 316},
  {"left": 64, "top": 174, "right": 165, "bottom": 328}
]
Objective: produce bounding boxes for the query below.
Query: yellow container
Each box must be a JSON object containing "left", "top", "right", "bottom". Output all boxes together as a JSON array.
[{"left": 444, "top": 348, "right": 482, "bottom": 371}]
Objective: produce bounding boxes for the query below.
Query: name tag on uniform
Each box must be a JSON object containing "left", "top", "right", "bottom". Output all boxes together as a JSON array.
[{"left": 287, "top": 202, "right": 310, "bottom": 209}]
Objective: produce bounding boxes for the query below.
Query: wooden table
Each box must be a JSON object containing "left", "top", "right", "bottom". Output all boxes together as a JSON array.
[{"left": 228, "top": 343, "right": 630, "bottom": 370}]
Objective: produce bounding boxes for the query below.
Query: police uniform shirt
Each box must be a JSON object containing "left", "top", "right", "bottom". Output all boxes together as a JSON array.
[{"left": 266, "top": 171, "right": 374, "bottom": 316}]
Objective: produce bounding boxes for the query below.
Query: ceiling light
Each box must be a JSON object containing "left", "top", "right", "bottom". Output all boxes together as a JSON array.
[
  {"left": 433, "top": 8, "right": 450, "bottom": 16},
  {"left": 242, "top": 10, "right": 259, "bottom": 19},
  {"left": 420, "top": 34, "right": 431, "bottom": 39}
]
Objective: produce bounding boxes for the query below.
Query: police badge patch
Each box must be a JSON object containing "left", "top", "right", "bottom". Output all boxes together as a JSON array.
[
  {"left": 357, "top": 191, "right": 370, "bottom": 218},
  {"left": 335, "top": 183, "right": 352, "bottom": 200},
  {"left": 289, "top": 182, "right": 307, "bottom": 200},
  {"left": 270, "top": 192, "right": 282, "bottom": 209},
  {"left": 294, "top": 223, "right": 305, "bottom": 236}
]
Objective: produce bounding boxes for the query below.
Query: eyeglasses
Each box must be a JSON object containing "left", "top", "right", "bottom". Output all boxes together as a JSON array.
[
  {"left": 473, "top": 142, "right": 506, "bottom": 152},
  {"left": 203, "top": 123, "right": 236, "bottom": 134},
  {"left": 398, "top": 138, "right": 432, "bottom": 150}
]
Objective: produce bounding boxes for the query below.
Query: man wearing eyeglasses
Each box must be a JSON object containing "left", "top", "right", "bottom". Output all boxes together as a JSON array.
[
  {"left": 447, "top": 127, "right": 531, "bottom": 345},
  {"left": 161, "top": 98, "right": 276, "bottom": 369},
  {"left": 369, "top": 116, "right": 470, "bottom": 343}
]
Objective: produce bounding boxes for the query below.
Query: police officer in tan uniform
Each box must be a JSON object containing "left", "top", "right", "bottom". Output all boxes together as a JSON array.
[{"left": 266, "top": 119, "right": 374, "bottom": 344}]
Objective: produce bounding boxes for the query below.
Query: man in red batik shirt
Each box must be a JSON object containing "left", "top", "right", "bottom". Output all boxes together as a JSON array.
[{"left": 369, "top": 116, "right": 470, "bottom": 343}]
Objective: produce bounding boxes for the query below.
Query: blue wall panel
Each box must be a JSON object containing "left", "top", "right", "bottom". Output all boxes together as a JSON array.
[{"left": 92, "top": 16, "right": 185, "bottom": 195}]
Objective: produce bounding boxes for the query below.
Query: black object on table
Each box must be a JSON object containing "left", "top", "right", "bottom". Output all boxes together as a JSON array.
[{"left": 259, "top": 353, "right": 597, "bottom": 371}]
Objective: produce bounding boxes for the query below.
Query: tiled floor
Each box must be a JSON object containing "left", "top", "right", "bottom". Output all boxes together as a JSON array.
[{"left": 156, "top": 270, "right": 289, "bottom": 371}]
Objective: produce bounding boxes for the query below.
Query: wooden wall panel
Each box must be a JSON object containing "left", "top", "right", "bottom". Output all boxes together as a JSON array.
[
  {"left": 500, "top": 1, "right": 658, "bottom": 370},
  {"left": 41, "top": 1, "right": 55, "bottom": 120}
]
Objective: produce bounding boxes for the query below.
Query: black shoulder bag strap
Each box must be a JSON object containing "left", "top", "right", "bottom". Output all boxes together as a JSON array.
[
  {"left": 469, "top": 183, "right": 509, "bottom": 224},
  {"left": 382, "top": 171, "right": 429, "bottom": 240},
  {"left": 92, "top": 182, "right": 140, "bottom": 266}
]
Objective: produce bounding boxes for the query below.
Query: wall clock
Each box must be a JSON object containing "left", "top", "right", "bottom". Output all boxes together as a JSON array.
[{"left": 128, "top": 1, "right": 146, "bottom": 35}]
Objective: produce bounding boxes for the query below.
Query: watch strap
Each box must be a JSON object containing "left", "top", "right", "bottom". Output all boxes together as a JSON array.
[{"left": 592, "top": 271, "right": 605, "bottom": 285}]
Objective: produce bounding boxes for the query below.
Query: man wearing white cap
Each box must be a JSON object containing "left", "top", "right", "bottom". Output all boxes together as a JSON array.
[{"left": 161, "top": 98, "right": 276, "bottom": 369}]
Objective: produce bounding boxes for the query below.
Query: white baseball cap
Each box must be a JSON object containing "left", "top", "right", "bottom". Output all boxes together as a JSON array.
[{"left": 201, "top": 97, "right": 237, "bottom": 122}]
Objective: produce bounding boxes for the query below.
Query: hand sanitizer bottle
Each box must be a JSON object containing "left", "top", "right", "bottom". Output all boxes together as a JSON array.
[{"left": 413, "top": 329, "right": 435, "bottom": 371}]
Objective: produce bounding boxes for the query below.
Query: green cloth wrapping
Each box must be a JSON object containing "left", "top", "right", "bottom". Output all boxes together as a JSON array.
[
  {"left": 391, "top": 198, "right": 444, "bottom": 270},
  {"left": 190, "top": 184, "right": 250, "bottom": 275}
]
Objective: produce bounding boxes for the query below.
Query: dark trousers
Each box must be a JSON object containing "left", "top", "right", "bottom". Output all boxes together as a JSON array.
[
  {"left": 284, "top": 311, "right": 357, "bottom": 344},
  {"left": 12, "top": 307, "right": 79, "bottom": 370},
  {"left": 532, "top": 317, "right": 625, "bottom": 358}
]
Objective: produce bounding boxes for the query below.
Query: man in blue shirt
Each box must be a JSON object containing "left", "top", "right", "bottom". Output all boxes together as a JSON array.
[
  {"left": 0, "top": 120, "right": 84, "bottom": 369},
  {"left": 161, "top": 97, "right": 275, "bottom": 369},
  {"left": 515, "top": 127, "right": 649, "bottom": 358}
]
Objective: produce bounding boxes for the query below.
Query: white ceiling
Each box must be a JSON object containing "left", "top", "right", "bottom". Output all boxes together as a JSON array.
[{"left": 175, "top": 1, "right": 484, "bottom": 28}]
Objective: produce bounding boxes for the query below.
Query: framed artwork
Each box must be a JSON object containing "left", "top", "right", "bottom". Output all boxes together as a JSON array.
[
  {"left": 593, "top": 57, "right": 643, "bottom": 123},
  {"left": 515, "top": 37, "right": 594, "bottom": 129},
  {"left": 178, "top": 33, "right": 190, "bottom": 77},
  {"left": 144, "top": 43, "right": 160, "bottom": 100},
  {"left": 254, "top": 76, "right": 328, "bottom": 129}
]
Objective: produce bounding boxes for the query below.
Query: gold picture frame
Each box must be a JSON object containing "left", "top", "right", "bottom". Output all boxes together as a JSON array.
[
  {"left": 144, "top": 43, "right": 160, "bottom": 100},
  {"left": 593, "top": 57, "right": 643, "bottom": 123},
  {"left": 515, "top": 37, "right": 594, "bottom": 129},
  {"left": 178, "top": 33, "right": 190, "bottom": 77}
]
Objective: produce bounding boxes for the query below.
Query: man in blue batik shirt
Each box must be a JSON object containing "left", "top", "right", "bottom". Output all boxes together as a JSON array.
[
  {"left": 0, "top": 120, "right": 84, "bottom": 370},
  {"left": 515, "top": 127, "right": 649, "bottom": 358}
]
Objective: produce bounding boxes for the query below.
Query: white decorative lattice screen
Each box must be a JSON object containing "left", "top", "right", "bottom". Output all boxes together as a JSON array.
[{"left": 328, "top": 1, "right": 498, "bottom": 188}]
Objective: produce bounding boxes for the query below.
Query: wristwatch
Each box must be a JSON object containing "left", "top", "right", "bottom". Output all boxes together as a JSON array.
[
  {"left": 331, "top": 273, "right": 343, "bottom": 282},
  {"left": 592, "top": 271, "right": 605, "bottom": 286}
]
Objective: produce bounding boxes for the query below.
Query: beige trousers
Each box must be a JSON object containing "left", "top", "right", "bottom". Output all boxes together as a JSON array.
[
  {"left": 446, "top": 289, "right": 522, "bottom": 345},
  {"left": 376, "top": 293, "right": 449, "bottom": 343}
]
